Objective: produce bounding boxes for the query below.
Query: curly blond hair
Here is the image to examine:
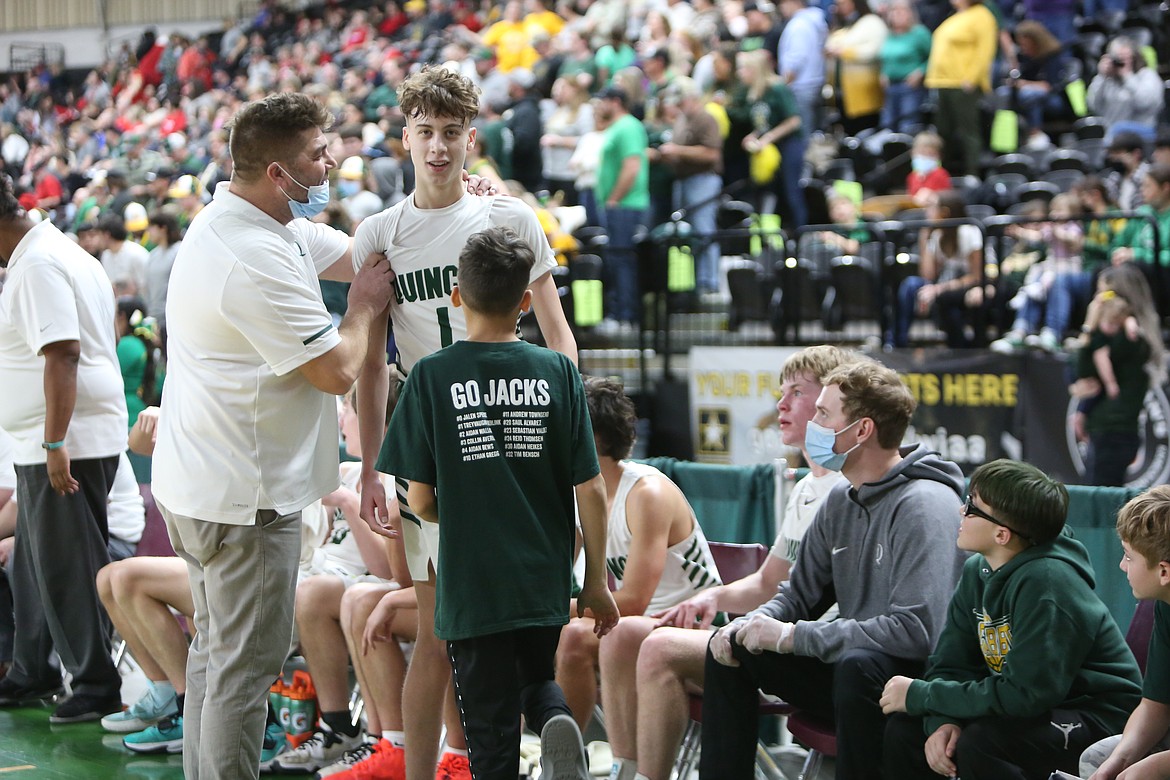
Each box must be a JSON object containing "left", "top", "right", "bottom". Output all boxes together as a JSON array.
[{"left": 398, "top": 66, "right": 480, "bottom": 125}]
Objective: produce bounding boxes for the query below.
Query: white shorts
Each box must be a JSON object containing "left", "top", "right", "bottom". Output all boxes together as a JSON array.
[
  {"left": 400, "top": 517, "right": 439, "bottom": 583},
  {"left": 296, "top": 567, "right": 390, "bottom": 590}
]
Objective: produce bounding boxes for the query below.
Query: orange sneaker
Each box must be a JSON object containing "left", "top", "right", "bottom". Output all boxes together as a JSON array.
[
  {"left": 325, "top": 738, "right": 405, "bottom": 780},
  {"left": 435, "top": 751, "right": 472, "bottom": 780}
]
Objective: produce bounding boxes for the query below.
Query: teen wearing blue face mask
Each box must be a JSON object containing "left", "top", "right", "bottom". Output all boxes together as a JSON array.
[
  {"left": 703, "top": 359, "right": 967, "bottom": 780},
  {"left": 804, "top": 417, "right": 862, "bottom": 471}
]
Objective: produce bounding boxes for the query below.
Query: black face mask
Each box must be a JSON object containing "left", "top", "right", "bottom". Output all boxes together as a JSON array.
[{"left": 1107, "top": 158, "right": 1129, "bottom": 175}]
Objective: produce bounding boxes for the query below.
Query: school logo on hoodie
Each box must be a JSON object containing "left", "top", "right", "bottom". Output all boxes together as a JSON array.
[{"left": 977, "top": 610, "right": 1012, "bottom": 673}]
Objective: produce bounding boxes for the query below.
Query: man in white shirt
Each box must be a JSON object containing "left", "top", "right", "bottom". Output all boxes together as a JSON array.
[
  {"left": 0, "top": 182, "right": 129, "bottom": 724},
  {"left": 96, "top": 213, "right": 150, "bottom": 296},
  {"left": 0, "top": 428, "right": 15, "bottom": 679},
  {"left": 151, "top": 92, "right": 395, "bottom": 780}
]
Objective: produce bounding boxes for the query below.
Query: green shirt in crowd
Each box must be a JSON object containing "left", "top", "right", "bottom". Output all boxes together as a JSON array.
[
  {"left": 879, "top": 25, "right": 932, "bottom": 83},
  {"left": 1085, "top": 330, "right": 1150, "bottom": 436},
  {"left": 597, "top": 113, "right": 650, "bottom": 211}
]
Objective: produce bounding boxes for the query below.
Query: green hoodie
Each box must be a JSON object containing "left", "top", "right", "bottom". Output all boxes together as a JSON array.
[
  {"left": 905, "top": 527, "right": 1141, "bottom": 736},
  {"left": 1113, "top": 204, "right": 1170, "bottom": 267}
]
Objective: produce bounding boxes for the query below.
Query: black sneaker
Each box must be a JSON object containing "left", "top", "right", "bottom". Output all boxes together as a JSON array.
[
  {"left": 0, "top": 675, "right": 64, "bottom": 707},
  {"left": 49, "top": 692, "right": 123, "bottom": 724}
]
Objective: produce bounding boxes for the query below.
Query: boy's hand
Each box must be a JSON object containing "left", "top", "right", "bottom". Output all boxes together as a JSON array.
[
  {"left": 924, "top": 723, "right": 960, "bottom": 778},
  {"left": 578, "top": 583, "right": 619, "bottom": 637},
  {"left": 360, "top": 475, "right": 396, "bottom": 538},
  {"left": 462, "top": 170, "right": 499, "bottom": 196},
  {"left": 361, "top": 589, "right": 414, "bottom": 656},
  {"left": 879, "top": 675, "right": 913, "bottom": 714},
  {"left": 655, "top": 589, "right": 720, "bottom": 630}
]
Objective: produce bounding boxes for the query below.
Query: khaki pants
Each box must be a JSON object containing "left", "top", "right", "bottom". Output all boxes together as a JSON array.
[{"left": 162, "top": 504, "right": 300, "bottom": 780}]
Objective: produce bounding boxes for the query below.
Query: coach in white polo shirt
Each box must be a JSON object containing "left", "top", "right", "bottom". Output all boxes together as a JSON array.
[
  {"left": 151, "top": 93, "right": 394, "bottom": 780},
  {"left": 0, "top": 181, "right": 128, "bottom": 724}
]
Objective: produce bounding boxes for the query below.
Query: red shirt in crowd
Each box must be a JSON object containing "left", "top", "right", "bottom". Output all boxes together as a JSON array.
[{"left": 907, "top": 167, "right": 952, "bottom": 198}]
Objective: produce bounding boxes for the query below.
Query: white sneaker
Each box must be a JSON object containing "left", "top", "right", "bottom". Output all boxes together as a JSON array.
[
  {"left": 1025, "top": 131, "right": 1052, "bottom": 151},
  {"left": 270, "top": 727, "right": 363, "bottom": 773},
  {"left": 101, "top": 681, "right": 177, "bottom": 733},
  {"left": 990, "top": 330, "right": 1027, "bottom": 354},
  {"left": 1025, "top": 327, "right": 1060, "bottom": 352},
  {"left": 540, "top": 715, "right": 590, "bottom": 780},
  {"left": 593, "top": 318, "right": 623, "bottom": 336},
  {"left": 316, "top": 735, "right": 379, "bottom": 777}
]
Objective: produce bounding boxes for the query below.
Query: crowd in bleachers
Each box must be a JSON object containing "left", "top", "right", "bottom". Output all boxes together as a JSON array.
[
  {"left": 0, "top": 0, "right": 1166, "bottom": 348},
  {"left": 3, "top": 3, "right": 1170, "bottom": 778}
]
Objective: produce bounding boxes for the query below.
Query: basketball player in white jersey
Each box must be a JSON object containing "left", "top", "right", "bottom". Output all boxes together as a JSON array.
[
  {"left": 351, "top": 65, "right": 577, "bottom": 780},
  {"left": 554, "top": 377, "right": 722, "bottom": 732}
]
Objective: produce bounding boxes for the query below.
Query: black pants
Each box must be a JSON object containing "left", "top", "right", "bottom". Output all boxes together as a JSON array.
[
  {"left": 0, "top": 565, "right": 12, "bottom": 663},
  {"left": 884, "top": 710, "right": 1112, "bottom": 780},
  {"left": 447, "top": 624, "right": 572, "bottom": 780},
  {"left": 935, "top": 88, "right": 984, "bottom": 177},
  {"left": 1087, "top": 431, "right": 1140, "bottom": 487},
  {"left": 699, "top": 642, "right": 923, "bottom": 780},
  {"left": 935, "top": 286, "right": 976, "bottom": 348},
  {"left": 9, "top": 456, "right": 120, "bottom": 696}
]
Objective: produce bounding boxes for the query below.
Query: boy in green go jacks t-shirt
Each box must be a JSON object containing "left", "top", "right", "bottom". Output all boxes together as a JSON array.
[
  {"left": 879, "top": 459, "right": 1141, "bottom": 780},
  {"left": 377, "top": 225, "right": 619, "bottom": 780}
]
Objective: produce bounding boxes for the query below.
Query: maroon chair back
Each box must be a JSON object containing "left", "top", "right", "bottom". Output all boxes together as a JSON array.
[
  {"left": 1127, "top": 600, "right": 1156, "bottom": 675},
  {"left": 708, "top": 541, "right": 770, "bottom": 588},
  {"left": 135, "top": 483, "right": 176, "bottom": 558},
  {"left": 788, "top": 711, "right": 838, "bottom": 757}
]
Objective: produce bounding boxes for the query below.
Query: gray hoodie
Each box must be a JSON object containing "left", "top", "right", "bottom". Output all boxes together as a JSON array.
[{"left": 754, "top": 443, "right": 966, "bottom": 663}]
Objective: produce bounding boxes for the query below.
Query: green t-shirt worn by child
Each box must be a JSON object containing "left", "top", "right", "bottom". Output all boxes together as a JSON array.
[{"left": 377, "top": 340, "right": 599, "bottom": 641}]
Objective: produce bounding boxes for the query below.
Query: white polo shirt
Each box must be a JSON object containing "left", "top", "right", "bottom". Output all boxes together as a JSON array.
[
  {"left": 0, "top": 220, "right": 127, "bottom": 465},
  {"left": 152, "top": 183, "right": 349, "bottom": 525}
]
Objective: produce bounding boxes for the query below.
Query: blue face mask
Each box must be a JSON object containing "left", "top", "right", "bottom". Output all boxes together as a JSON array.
[
  {"left": 911, "top": 155, "right": 938, "bottom": 175},
  {"left": 277, "top": 165, "right": 331, "bottom": 219},
  {"left": 804, "top": 418, "right": 862, "bottom": 472},
  {"left": 337, "top": 179, "right": 361, "bottom": 198}
]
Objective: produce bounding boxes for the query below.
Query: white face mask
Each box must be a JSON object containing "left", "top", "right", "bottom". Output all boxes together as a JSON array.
[{"left": 276, "top": 164, "right": 331, "bottom": 219}]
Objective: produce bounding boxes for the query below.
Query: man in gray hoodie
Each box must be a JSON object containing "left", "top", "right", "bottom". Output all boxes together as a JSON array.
[{"left": 700, "top": 359, "right": 966, "bottom": 780}]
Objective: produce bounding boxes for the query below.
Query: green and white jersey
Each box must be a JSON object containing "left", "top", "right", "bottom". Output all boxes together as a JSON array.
[
  {"left": 377, "top": 340, "right": 599, "bottom": 641},
  {"left": 352, "top": 192, "right": 557, "bottom": 372},
  {"left": 604, "top": 461, "right": 722, "bottom": 614}
]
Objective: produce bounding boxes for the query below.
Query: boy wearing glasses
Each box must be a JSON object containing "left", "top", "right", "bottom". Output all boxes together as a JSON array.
[{"left": 880, "top": 459, "right": 1141, "bottom": 780}]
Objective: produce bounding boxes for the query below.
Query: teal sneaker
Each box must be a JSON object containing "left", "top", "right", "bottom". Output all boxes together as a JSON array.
[
  {"left": 102, "top": 681, "right": 178, "bottom": 733},
  {"left": 259, "top": 721, "right": 288, "bottom": 773},
  {"left": 124, "top": 714, "right": 184, "bottom": 754}
]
